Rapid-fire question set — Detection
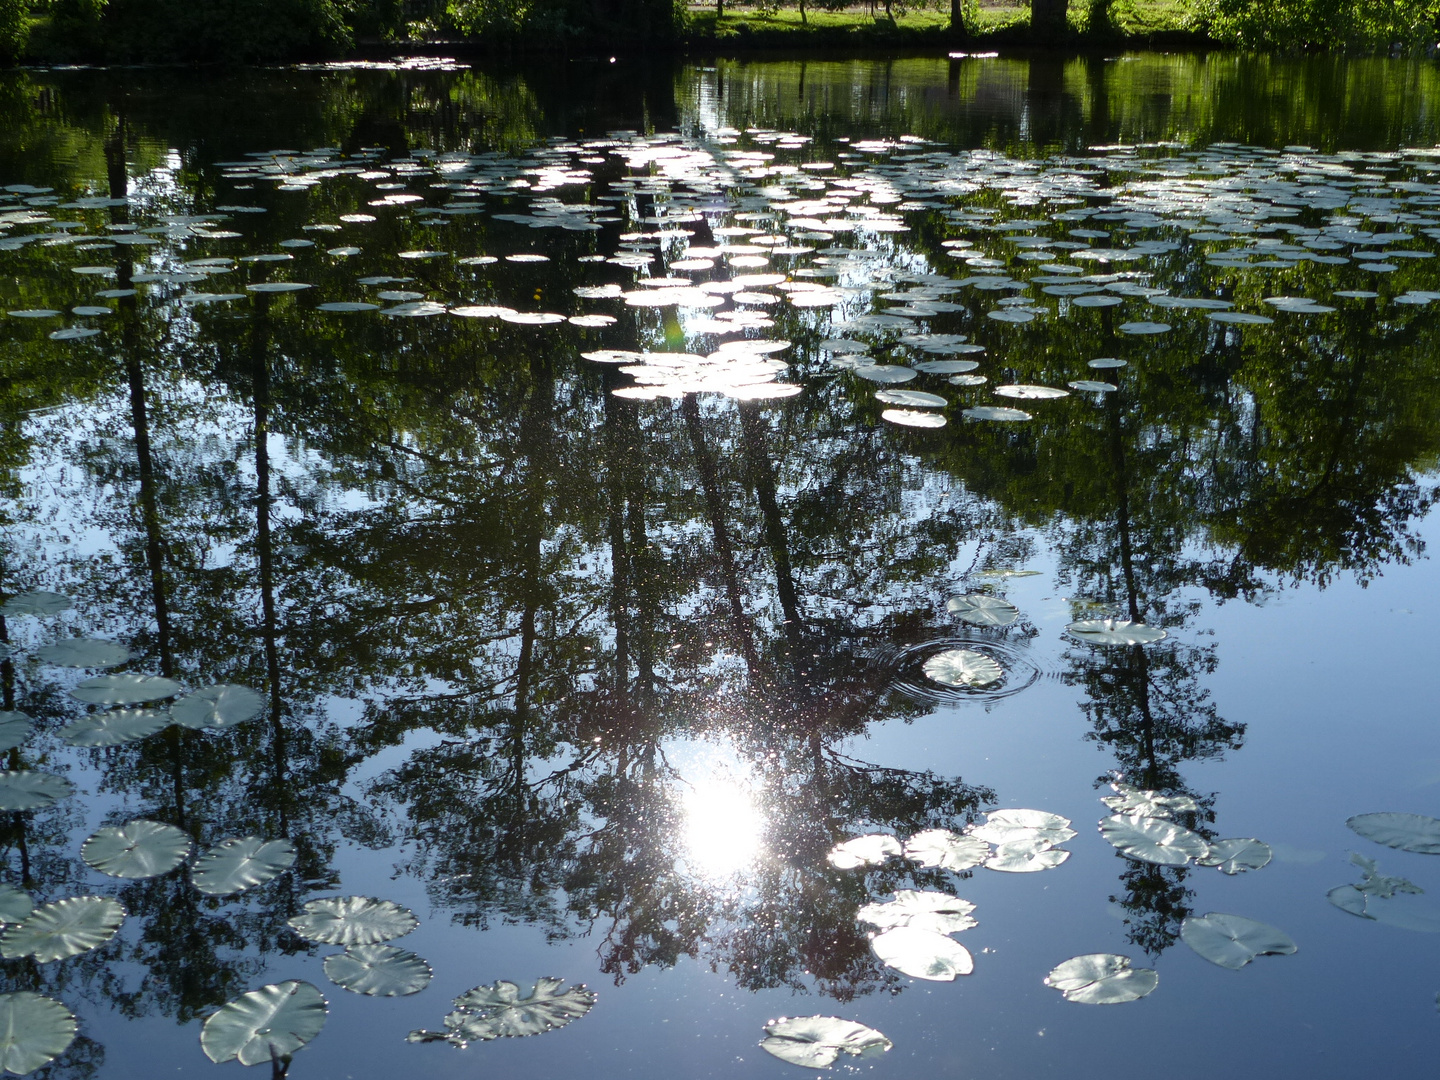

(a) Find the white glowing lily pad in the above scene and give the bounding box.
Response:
[874,390,946,408]
[34,638,130,668]
[60,709,169,747]
[1099,813,1208,866]
[408,978,595,1046]
[826,834,901,869]
[922,648,1003,688]
[81,819,192,879]
[1197,838,1273,874]
[994,384,1068,400]
[758,1016,891,1069]
[69,674,182,706]
[0,897,125,962]
[856,890,976,935]
[201,981,328,1066]
[0,992,76,1075]
[0,772,72,812]
[0,713,31,753]
[1347,813,1440,854]
[870,926,973,981]
[1045,953,1157,1004]
[967,809,1076,848]
[288,896,417,946]
[903,829,989,871]
[1067,619,1167,646]
[946,594,1019,627]
[1180,913,1296,970]
[963,406,1030,422]
[323,944,432,997]
[191,836,296,895]
[881,409,946,429]
[169,685,266,730]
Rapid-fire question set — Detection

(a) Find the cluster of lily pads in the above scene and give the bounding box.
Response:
[1327,813,1440,932]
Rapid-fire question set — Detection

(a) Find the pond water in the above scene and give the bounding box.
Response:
[1,50,1440,1079]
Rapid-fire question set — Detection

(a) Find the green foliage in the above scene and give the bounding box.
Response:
[0,0,27,63]
[445,0,679,42]
[1193,0,1440,51]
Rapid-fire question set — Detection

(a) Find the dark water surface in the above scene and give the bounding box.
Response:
[1,51,1440,1079]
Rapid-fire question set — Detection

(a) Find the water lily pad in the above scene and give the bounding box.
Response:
[827,834,902,869]
[0,713,32,753]
[0,887,32,925]
[984,843,1070,872]
[191,836,296,895]
[1067,619,1167,646]
[0,772,72,812]
[34,638,130,668]
[853,365,917,384]
[1099,813,1208,866]
[0,897,125,962]
[1208,311,1273,325]
[0,992,76,1075]
[1088,357,1126,369]
[903,829,989,871]
[922,648,1003,688]
[870,926,973,980]
[323,944,432,997]
[81,819,191,879]
[59,709,169,747]
[913,360,979,374]
[1118,321,1171,335]
[1180,913,1296,970]
[963,406,1030,422]
[316,301,381,312]
[1068,379,1116,392]
[246,282,312,293]
[201,981,328,1066]
[946,594,1020,627]
[967,809,1076,848]
[1347,813,1440,854]
[758,1016,891,1069]
[881,409,946,429]
[1197,838,1273,874]
[994,384,1068,400]
[1,592,71,617]
[69,674,181,706]
[169,685,266,730]
[856,890,976,935]
[408,978,595,1046]
[1045,953,1157,1004]
[874,390,946,408]
[287,896,417,945]
[1100,782,1199,818]
[1072,294,1124,307]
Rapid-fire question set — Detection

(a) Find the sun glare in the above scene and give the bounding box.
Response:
[681,773,764,880]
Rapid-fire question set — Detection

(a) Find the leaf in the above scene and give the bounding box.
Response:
[967,809,1076,848]
[191,836,296,896]
[875,390,947,408]
[1045,954,1158,1004]
[903,829,989,871]
[0,992,77,1075]
[985,843,1070,873]
[81,820,192,879]
[169,685,266,730]
[0,887,32,926]
[323,945,432,997]
[826,834,901,869]
[1180,913,1297,969]
[1197,838,1273,874]
[69,674,181,706]
[1347,813,1440,855]
[0,772,73,812]
[1100,781,1199,818]
[881,409,946,428]
[1099,813,1208,865]
[0,592,71,617]
[287,896,417,946]
[946,594,1020,628]
[922,648,1003,688]
[201,981,328,1066]
[408,978,596,1047]
[1118,320,1171,334]
[1068,619,1167,645]
[856,891,976,935]
[0,897,125,962]
[994,384,1069,399]
[871,927,973,980]
[0,713,32,754]
[34,638,130,668]
[758,1016,892,1069]
[1329,856,1440,930]
[962,406,1031,421]
[60,709,169,747]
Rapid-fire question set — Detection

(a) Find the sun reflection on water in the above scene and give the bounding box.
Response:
[679,760,765,880]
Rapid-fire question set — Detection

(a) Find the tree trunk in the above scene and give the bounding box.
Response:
[1030,0,1067,37]
[950,0,964,33]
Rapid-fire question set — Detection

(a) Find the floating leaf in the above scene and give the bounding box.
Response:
[59,709,168,747]
[169,685,266,730]
[201,981,328,1066]
[985,843,1070,873]
[1118,320,1171,334]
[1180,913,1297,970]
[870,926,973,980]
[0,887,32,926]
[963,406,1030,422]
[946,594,1020,628]
[1068,379,1116,392]
[408,978,596,1047]
[1067,619,1167,646]
[826,834,901,869]
[853,365,917,384]
[922,648,1003,688]
[191,836,296,896]
[1100,781,1199,818]
[34,638,130,668]
[0,713,32,753]
[758,1016,891,1070]
[0,897,125,962]
[0,772,73,812]
[246,282,312,293]
[1099,813,1208,865]
[81,820,192,879]
[903,829,989,871]
[1347,813,1440,855]
[323,945,432,997]
[994,384,1068,400]
[0,592,71,617]
[316,301,380,312]
[287,896,417,946]
[881,408,946,429]
[1045,954,1158,1004]
[874,390,946,408]
[1197,838,1273,874]
[69,674,181,706]
[968,809,1077,849]
[856,890,976,935]
[0,992,76,1075]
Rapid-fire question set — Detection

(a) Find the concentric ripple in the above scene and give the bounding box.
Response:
[884,637,1044,704]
